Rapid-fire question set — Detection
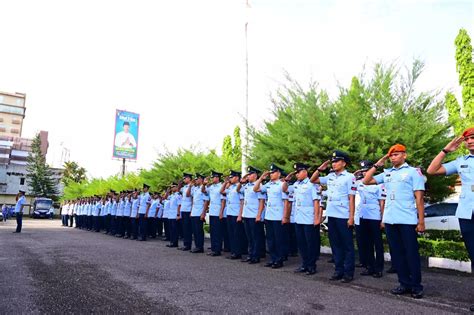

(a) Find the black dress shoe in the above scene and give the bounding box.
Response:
[264,262,274,267]
[228,254,242,260]
[223,248,231,252]
[210,252,221,257]
[386,266,397,274]
[248,259,260,264]
[191,248,204,253]
[355,263,366,268]
[294,267,307,273]
[241,257,252,263]
[330,273,343,281]
[282,256,288,262]
[306,268,317,275]
[166,244,178,248]
[411,290,424,299]
[390,286,411,295]
[360,269,374,276]
[341,276,353,283]
[272,262,284,269]
[327,258,335,263]
[469,304,474,312]
[178,247,191,251]
[372,272,383,278]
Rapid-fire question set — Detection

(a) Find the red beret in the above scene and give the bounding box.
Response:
[462,127,474,138]
[388,144,406,155]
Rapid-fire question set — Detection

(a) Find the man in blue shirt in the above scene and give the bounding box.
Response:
[240,166,265,264]
[223,170,246,260]
[354,160,386,278]
[291,163,321,275]
[177,173,194,251]
[204,171,226,256]
[167,183,182,248]
[427,127,474,311]
[311,151,356,283]
[190,174,209,253]
[254,164,289,269]
[13,190,26,233]
[363,144,425,299]
[138,184,152,241]
[130,190,140,240]
[147,192,160,239]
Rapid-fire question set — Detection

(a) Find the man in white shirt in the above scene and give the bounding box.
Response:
[14,190,26,233]
[114,122,137,149]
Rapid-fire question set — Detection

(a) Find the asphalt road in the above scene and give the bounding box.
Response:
[1,219,473,314]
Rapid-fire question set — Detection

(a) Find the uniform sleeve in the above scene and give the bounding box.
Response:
[319,175,328,185]
[412,168,426,191]
[374,172,385,184]
[258,192,267,200]
[259,183,268,194]
[377,185,387,200]
[442,159,458,176]
[202,193,210,201]
[311,184,321,200]
[348,175,357,195]
[239,191,244,200]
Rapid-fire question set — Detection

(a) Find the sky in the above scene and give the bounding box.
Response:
[0,0,473,178]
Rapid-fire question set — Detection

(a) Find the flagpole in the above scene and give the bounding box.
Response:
[242,0,250,174]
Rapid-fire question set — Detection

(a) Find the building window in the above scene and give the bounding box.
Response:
[20,178,25,185]
[12,119,21,125]
[10,128,19,134]
[16,99,24,106]
[0,127,6,132]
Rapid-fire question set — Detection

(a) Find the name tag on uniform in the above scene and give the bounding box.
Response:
[390,192,395,200]
[472,185,474,192]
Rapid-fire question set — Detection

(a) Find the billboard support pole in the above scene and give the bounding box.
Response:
[122,158,126,177]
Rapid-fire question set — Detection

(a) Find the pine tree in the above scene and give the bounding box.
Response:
[26,133,58,198]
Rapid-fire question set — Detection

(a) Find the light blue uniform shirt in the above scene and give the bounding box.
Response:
[191,186,209,217]
[206,183,225,217]
[163,198,170,219]
[356,181,386,221]
[99,202,106,216]
[180,185,193,212]
[225,184,243,216]
[242,182,265,219]
[116,199,125,217]
[138,192,151,215]
[319,170,356,219]
[92,202,101,216]
[157,201,164,218]
[168,192,182,219]
[260,180,287,221]
[87,203,92,216]
[443,155,474,219]
[293,178,320,224]
[123,198,132,217]
[102,201,110,216]
[287,184,296,223]
[131,198,139,217]
[14,195,26,213]
[374,163,425,225]
[110,201,118,216]
[148,199,159,217]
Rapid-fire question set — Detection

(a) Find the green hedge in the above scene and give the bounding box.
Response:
[320,230,470,262]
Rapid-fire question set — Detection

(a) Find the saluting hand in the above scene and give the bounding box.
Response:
[444,136,464,153]
[260,171,270,180]
[318,160,331,171]
[376,154,389,166]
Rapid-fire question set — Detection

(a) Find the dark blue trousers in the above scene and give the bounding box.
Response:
[295,223,320,269]
[360,218,384,273]
[210,216,222,253]
[123,217,131,237]
[328,217,355,277]
[265,220,286,264]
[243,218,263,260]
[221,217,230,250]
[163,218,170,240]
[191,216,204,250]
[138,214,147,241]
[288,223,298,256]
[105,215,111,233]
[169,219,178,246]
[227,215,247,256]
[181,212,192,248]
[459,214,474,270]
[385,224,422,291]
[147,217,156,238]
[15,212,23,232]
[156,218,163,236]
[110,216,116,234]
[69,215,74,227]
[94,216,100,232]
[131,218,138,239]
[355,224,367,267]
